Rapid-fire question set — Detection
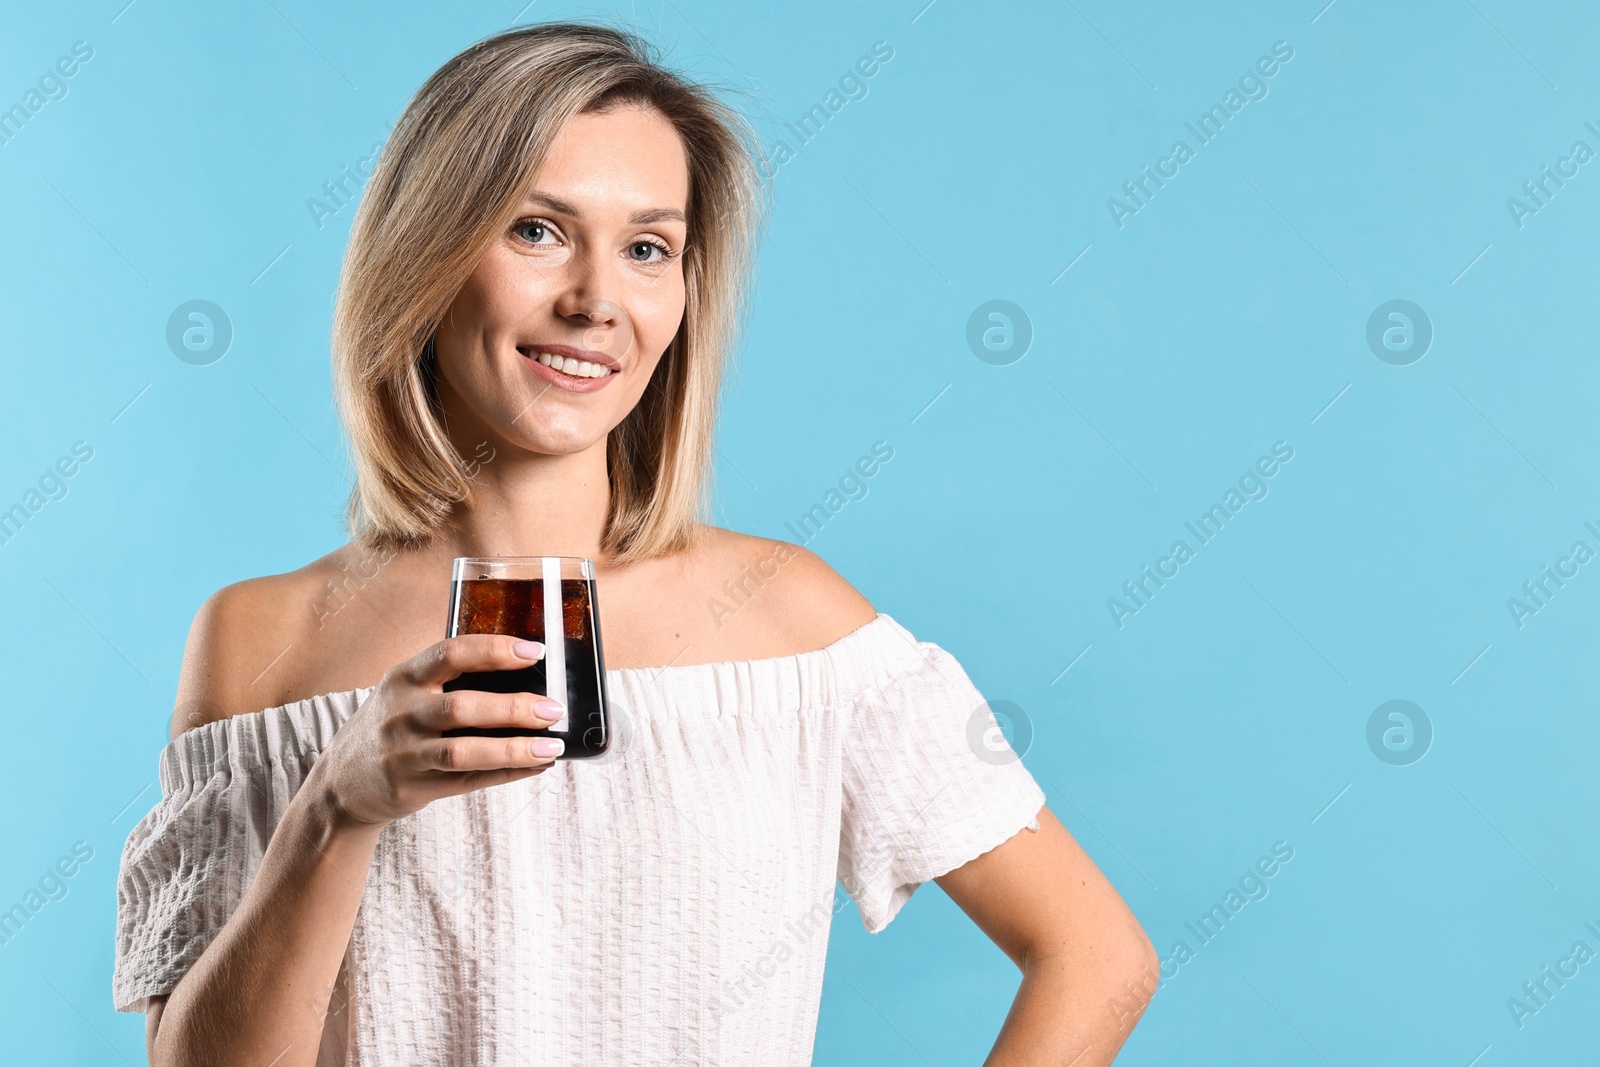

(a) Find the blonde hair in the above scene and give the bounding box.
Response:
[332,19,768,563]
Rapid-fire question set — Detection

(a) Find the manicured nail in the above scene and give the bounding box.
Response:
[512,639,545,660]
[531,737,564,759]
[534,698,565,722]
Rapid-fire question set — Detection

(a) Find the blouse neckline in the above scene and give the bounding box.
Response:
[223,611,908,724]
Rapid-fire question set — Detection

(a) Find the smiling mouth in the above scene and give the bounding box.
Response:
[517,346,617,379]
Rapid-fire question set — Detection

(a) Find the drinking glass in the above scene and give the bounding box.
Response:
[440,556,611,759]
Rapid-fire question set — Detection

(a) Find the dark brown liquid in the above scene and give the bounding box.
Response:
[440,577,610,759]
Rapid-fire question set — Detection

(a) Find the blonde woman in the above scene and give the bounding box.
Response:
[113,20,1156,1066]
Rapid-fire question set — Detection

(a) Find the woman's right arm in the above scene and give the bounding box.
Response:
[147,757,383,1066]
[145,592,567,1067]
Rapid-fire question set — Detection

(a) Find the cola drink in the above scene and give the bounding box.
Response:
[440,557,611,759]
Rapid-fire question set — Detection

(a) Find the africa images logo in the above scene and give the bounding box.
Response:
[1105,41,1295,229]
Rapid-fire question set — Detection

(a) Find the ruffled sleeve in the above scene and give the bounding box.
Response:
[111,690,364,1014]
[834,618,1047,934]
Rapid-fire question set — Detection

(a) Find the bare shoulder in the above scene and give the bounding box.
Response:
[170,547,353,739]
[691,526,878,654]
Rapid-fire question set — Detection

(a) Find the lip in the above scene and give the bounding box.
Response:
[516,344,620,394]
[520,343,622,371]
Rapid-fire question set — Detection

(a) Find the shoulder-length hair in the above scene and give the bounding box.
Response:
[332,20,768,563]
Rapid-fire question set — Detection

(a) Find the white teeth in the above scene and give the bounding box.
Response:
[535,351,613,379]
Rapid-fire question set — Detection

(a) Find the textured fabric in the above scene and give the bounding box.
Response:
[112,612,1046,1065]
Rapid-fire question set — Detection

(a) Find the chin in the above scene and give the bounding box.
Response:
[498,423,609,457]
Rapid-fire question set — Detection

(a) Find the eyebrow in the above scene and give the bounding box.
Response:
[523,191,686,226]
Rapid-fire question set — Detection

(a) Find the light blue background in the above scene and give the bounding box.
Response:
[2,1,1596,1063]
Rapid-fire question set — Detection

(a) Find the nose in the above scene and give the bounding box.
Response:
[552,246,621,329]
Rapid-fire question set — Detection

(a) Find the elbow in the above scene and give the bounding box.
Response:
[1029,919,1159,1021]
[1129,925,1160,995]
[1125,914,1158,973]
[1106,921,1160,1030]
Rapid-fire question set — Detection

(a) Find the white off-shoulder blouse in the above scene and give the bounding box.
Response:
[113,612,1046,1065]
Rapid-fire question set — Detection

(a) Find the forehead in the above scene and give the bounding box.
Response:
[528,104,690,219]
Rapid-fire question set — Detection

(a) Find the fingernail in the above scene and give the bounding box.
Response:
[535,698,565,722]
[531,737,564,759]
[512,639,544,660]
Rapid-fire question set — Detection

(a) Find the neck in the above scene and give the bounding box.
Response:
[435,436,613,562]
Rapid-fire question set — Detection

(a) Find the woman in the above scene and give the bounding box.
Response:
[113,20,1156,1066]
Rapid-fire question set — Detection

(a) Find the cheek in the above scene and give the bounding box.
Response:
[635,280,687,353]
[435,288,489,360]
[435,269,526,378]
[452,247,549,336]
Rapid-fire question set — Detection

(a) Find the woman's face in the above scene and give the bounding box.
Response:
[433,103,690,456]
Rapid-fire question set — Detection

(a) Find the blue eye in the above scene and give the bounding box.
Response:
[510,216,680,265]
[515,219,558,245]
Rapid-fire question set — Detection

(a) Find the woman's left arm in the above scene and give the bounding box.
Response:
[935,804,1159,1066]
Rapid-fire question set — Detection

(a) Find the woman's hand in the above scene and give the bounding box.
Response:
[311,633,565,829]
